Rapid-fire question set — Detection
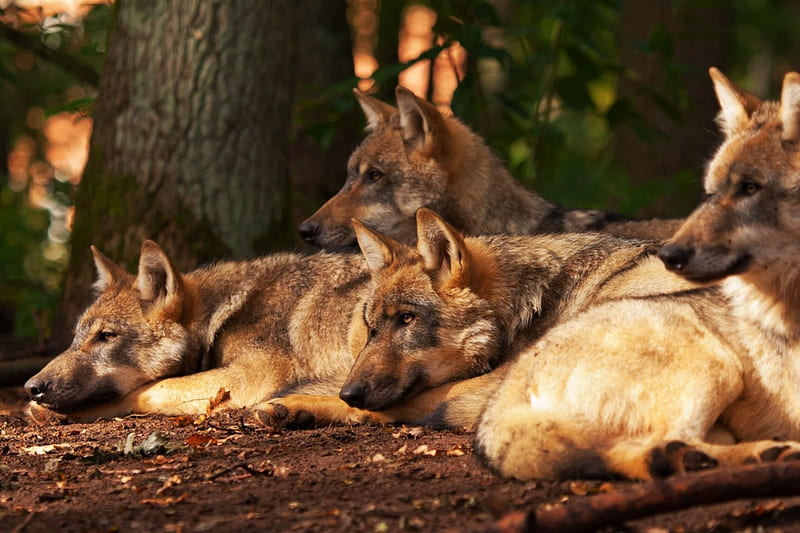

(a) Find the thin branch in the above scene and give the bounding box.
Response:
[0,22,99,86]
[473,462,800,533]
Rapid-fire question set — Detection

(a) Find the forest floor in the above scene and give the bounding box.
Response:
[2,386,800,533]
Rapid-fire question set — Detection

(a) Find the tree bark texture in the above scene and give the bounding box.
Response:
[61,0,295,331]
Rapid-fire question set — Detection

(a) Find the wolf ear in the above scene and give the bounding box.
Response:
[354,88,396,131]
[91,246,130,293]
[135,240,184,319]
[780,72,800,144]
[395,86,449,157]
[709,67,762,137]
[354,220,396,273]
[415,208,471,290]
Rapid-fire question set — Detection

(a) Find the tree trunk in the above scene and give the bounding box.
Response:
[60,0,295,331]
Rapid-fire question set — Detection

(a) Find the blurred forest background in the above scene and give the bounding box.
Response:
[1,0,799,354]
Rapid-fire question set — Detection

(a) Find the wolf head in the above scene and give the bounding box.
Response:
[660,68,800,287]
[338,208,502,411]
[25,241,192,413]
[298,87,463,251]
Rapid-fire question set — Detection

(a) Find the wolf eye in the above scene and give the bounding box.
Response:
[96,330,117,342]
[740,181,760,196]
[366,168,383,182]
[397,312,415,325]
[369,328,378,339]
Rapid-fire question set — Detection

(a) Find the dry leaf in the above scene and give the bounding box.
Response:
[185,434,218,449]
[392,426,424,439]
[446,445,465,457]
[412,445,437,456]
[172,416,196,427]
[206,388,231,415]
[20,443,72,455]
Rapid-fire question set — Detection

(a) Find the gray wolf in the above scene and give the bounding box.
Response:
[297,87,682,251]
[260,208,695,429]
[474,68,800,481]
[25,240,371,422]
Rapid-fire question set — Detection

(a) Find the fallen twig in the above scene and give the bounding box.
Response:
[203,461,274,481]
[473,462,800,533]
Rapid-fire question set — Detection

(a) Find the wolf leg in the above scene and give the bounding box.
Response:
[254,395,394,428]
[64,365,274,422]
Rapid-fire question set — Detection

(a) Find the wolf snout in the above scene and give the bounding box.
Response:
[658,243,694,272]
[339,382,368,408]
[298,220,320,244]
[24,376,51,404]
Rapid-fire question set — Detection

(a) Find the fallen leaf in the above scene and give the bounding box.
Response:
[392,426,424,439]
[185,434,218,449]
[20,443,71,456]
[446,445,465,457]
[412,445,437,456]
[207,388,231,415]
[172,416,196,427]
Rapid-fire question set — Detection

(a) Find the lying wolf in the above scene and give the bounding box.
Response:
[298,86,683,251]
[260,208,697,429]
[25,241,370,422]
[475,68,800,480]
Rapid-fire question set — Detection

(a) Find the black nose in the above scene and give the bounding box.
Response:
[298,220,320,244]
[339,382,368,408]
[658,243,694,272]
[25,377,50,403]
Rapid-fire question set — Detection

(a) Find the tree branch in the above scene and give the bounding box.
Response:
[0,22,99,86]
[474,462,800,533]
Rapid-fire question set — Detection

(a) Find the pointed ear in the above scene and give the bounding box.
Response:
[354,88,396,131]
[91,245,130,293]
[709,67,762,137]
[135,240,183,319]
[415,208,471,289]
[395,86,449,156]
[353,220,396,273]
[780,72,800,143]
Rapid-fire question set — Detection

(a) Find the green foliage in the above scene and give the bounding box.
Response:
[424,0,686,214]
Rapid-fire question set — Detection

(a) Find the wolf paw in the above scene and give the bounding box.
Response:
[253,398,320,431]
[648,440,718,478]
[745,443,800,465]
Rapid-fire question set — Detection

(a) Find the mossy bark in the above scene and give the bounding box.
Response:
[60,0,295,330]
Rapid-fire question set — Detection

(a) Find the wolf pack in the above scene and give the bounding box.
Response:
[25,67,800,482]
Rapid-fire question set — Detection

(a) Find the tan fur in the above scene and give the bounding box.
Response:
[25,241,372,421]
[298,87,681,251]
[259,208,697,429]
[476,68,800,481]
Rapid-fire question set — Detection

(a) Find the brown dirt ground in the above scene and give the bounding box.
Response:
[2,387,800,533]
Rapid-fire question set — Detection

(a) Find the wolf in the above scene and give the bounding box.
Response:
[24,240,372,422]
[259,208,697,429]
[474,68,800,481]
[297,86,682,251]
